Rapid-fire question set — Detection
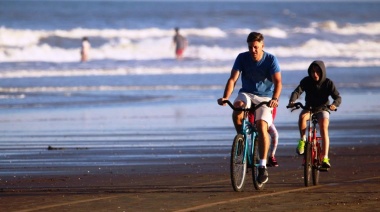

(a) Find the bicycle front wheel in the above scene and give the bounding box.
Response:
[312,165,320,185]
[312,143,322,185]
[304,142,312,187]
[230,134,247,192]
[252,135,265,190]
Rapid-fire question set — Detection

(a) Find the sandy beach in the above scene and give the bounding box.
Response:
[1,81,379,212]
[1,1,380,211]
[1,121,379,212]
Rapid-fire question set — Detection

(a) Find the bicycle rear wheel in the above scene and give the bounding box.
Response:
[230,134,247,192]
[252,135,265,190]
[304,142,312,187]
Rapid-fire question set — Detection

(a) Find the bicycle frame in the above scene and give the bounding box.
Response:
[240,111,257,167]
[304,111,324,186]
[307,111,322,169]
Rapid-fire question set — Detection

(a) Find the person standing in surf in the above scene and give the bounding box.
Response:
[80,37,91,62]
[173,27,187,60]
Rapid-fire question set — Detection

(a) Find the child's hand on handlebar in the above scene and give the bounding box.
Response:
[329,104,337,111]
[287,102,295,108]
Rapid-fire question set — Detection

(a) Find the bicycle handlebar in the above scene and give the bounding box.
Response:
[222,100,270,112]
[286,102,337,112]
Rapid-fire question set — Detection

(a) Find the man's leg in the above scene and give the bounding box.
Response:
[256,119,269,184]
[232,93,251,134]
[257,120,269,162]
[232,100,245,134]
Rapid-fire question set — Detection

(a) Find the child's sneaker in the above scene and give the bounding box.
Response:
[296,139,305,155]
[267,156,279,167]
[322,158,331,168]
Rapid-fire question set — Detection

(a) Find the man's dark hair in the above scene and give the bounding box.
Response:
[247,32,264,43]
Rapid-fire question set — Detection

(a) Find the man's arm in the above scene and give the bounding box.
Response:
[217,69,240,106]
[270,72,282,108]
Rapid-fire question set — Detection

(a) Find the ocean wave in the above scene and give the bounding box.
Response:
[2,21,380,46]
[0,82,379,95]
[1,57,380,80]
[1,38,380,62]
[1,22,380,69]
[232,27,288,38]
[311,21,380,35]
[0,84,224,93]
[268,39,380,59]
[0,27,226,47]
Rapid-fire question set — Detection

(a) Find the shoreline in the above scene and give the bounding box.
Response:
[1,116,379,178]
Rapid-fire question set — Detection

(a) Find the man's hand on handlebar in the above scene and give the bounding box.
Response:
[269,99,279,108]
[217,98,228,106]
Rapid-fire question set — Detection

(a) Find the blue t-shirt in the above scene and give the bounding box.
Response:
[232,51,280,97]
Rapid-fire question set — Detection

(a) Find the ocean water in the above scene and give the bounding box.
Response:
[1,1,380,176]
[1,1,380,72]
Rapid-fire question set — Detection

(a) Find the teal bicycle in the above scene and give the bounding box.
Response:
[223,100,269,192]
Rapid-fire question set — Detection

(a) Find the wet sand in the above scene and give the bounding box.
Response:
[1,141,379,211]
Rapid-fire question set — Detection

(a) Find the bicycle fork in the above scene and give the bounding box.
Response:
[241,119,253,167]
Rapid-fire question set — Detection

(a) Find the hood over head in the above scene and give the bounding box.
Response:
[308,60,326,85]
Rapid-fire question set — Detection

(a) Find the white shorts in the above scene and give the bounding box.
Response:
[234,92,273,127]
[300,109,330,120]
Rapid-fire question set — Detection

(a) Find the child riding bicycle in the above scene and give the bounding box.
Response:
[287,60,342,169]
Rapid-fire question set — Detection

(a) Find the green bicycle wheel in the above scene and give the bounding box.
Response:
[230,134,247,192]
[304,142,312,187]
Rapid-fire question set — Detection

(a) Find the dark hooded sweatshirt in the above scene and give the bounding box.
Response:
[289,60,342,112]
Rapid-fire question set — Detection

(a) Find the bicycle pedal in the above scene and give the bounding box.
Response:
[319,167,329,172]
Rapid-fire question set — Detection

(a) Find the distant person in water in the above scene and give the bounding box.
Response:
[173,27,187,60]
[80,37,91,62]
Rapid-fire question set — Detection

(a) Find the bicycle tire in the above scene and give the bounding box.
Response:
[312,143,321,185]
[230,134,247,192]
[312,165,320,185]
[304,142,312,187]
[252,135,265,190]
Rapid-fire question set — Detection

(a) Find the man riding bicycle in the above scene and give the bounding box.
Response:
[217,32,282,184]
[287,60,342,169]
